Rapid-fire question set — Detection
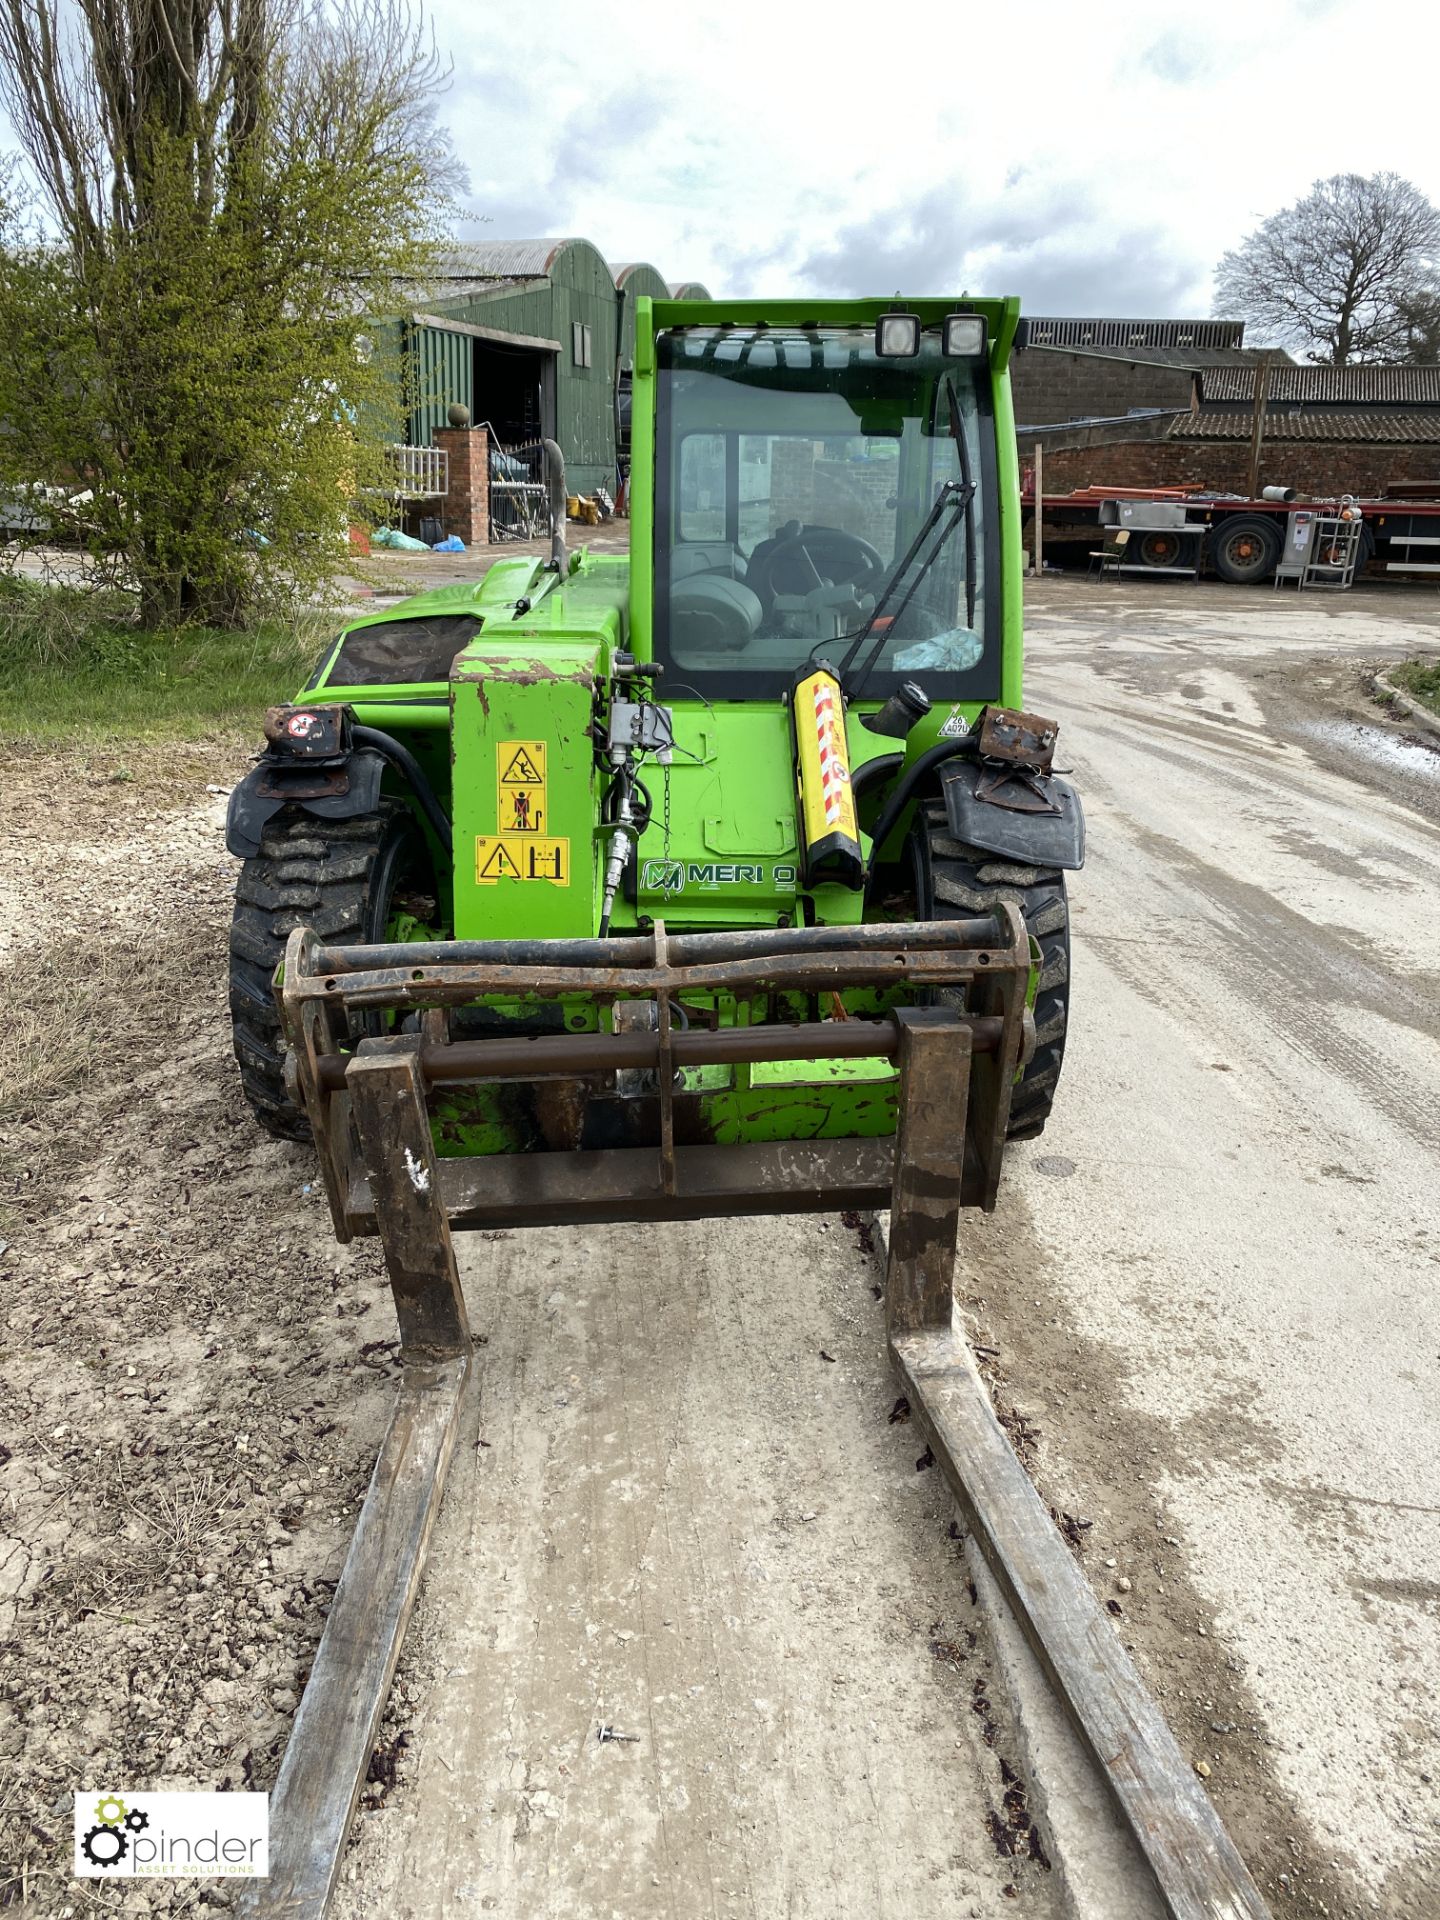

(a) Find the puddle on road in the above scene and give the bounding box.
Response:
[1300,717,1440,785]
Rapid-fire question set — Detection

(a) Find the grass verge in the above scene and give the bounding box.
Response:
[1387,657,1440,717]
[0,579,320,743]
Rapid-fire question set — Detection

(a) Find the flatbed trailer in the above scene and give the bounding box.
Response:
[1024,482,1440,584]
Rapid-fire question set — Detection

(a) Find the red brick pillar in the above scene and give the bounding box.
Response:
[433,428,490,548]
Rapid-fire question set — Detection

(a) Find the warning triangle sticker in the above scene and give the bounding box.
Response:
[500,746,544,784]
[477,840,523,881]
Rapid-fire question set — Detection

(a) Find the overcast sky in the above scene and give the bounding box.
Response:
[432,0,1440,320]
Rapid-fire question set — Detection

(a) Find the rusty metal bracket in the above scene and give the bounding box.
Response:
[277,912,1033,1241]
[653,919,677,1195]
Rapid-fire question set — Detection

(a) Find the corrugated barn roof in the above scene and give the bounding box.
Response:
[419,247,712,299]
[445,238,585,278]
[1173,410,1440,443]
[1200,364,1440,405]
[1022,341,1263,370]
[1020,317,1246,352]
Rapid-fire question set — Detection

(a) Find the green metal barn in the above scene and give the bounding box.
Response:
[610,262,674,470]
[400,240,711,498]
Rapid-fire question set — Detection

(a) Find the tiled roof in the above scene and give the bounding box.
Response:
[1172,410,1440,443]
[1199,364,1440,405]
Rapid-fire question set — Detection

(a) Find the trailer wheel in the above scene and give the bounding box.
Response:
[1210,515,1281,584]
[228,803,424,1139]
[912,801,1070,1140]
[1137,529,1183,568]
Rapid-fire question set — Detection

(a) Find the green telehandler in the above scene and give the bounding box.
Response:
[228,296,1082,1169]
[222,298,1128,1919]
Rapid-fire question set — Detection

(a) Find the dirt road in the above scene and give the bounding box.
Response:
[3,577,1438,1917]
[960,577,1440,1916]
[328,580,1440,1919]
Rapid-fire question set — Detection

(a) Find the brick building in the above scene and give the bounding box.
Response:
[1010,316,1264,431]
[1028,411,1440,498]
[1019,352,1440,499]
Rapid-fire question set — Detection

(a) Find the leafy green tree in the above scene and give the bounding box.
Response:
[0,0,456,625]
[1214,172,1440,366]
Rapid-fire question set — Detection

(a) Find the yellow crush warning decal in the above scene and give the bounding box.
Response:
[475,835,570,886]
[497,739,547,835]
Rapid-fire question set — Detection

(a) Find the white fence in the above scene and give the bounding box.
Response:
[386,444,449,500]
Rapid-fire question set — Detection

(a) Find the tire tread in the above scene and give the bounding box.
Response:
[228,804,410,1140]
[918,800,1071,1140]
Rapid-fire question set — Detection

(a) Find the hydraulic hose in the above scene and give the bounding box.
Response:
[352,724,453,855]
[864,739,975,864]
[851,752,903,805]
[597,760,637,937]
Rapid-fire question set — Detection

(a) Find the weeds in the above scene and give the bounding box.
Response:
[0,575,321,743]
[1388,656,1440,716]
[126,1467,245,1582]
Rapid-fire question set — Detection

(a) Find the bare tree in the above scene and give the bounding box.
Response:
[1214,172,1440,365]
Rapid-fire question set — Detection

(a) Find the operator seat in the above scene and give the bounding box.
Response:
[668,574,763,654]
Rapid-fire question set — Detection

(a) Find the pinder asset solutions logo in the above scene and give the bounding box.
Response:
[74,1791,268,1878]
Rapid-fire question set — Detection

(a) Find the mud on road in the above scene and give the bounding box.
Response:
[978,577,1440,1918]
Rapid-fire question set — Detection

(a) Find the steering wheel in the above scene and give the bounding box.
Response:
[749,526,887,602]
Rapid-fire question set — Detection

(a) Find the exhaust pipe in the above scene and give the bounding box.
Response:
[542,437,568,574]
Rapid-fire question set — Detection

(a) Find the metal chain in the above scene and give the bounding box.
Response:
[662,757,672,861]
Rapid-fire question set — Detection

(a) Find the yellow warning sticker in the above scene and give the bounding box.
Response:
[497,740,547,835]
[474,835,570,887]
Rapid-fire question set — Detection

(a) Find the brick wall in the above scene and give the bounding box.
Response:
[433,427,491,547]
[1011,349,1194,428]
[1031,436,1440,498]
[769,438,817,530]
[812,457,896,553]
[768,446,899,556]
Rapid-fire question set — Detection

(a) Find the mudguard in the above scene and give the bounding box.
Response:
[937,758,1085,870]
[225,748,385,860]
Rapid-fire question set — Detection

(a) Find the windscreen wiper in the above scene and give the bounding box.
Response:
[838,375,977,699]
[945,376,978,630]
[837,479,975,700]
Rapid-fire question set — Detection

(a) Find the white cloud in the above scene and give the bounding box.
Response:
[433,0,1440,315]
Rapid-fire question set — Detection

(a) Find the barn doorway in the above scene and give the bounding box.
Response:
[473,339,555,449]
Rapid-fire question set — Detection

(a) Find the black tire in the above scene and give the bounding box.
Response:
[1136,528,1183,568]
[912,800,1071,1141]
[1209,515,1280,585]
[228,804,423,1139]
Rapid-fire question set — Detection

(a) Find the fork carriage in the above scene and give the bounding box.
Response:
[280,911,1033,1254]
